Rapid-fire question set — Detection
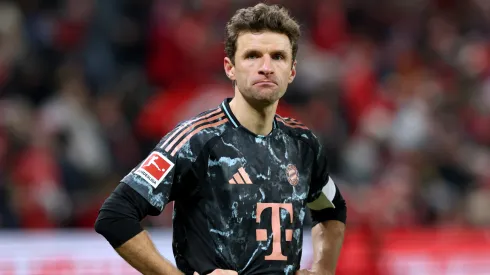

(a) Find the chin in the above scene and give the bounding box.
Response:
[237,85,285,106]
[250,92,282,105]
[253,87,285,101]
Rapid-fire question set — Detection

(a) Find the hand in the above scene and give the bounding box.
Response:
[194,269,238,275]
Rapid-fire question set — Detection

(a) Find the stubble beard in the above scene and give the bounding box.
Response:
[242,85,284,107]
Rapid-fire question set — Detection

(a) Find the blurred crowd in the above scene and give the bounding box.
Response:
[0,0,489,230]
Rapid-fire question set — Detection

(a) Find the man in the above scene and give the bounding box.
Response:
[95,3,346,275]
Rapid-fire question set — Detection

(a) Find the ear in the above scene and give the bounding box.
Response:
[288,60,297,83]
[224,57,236,81]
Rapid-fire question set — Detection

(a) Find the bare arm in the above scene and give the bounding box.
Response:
[94,183,184,275]
[302,136,347,275]
[115,231,183,275]
[310,220,345,275]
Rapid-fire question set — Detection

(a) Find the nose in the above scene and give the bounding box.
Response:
[258,55,274,76]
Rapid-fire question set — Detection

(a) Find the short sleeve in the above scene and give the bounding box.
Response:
[121,129,197,213]
[307,135,347,225]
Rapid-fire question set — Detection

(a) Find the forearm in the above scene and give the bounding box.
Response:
[310,220,345,274]
[116,230,183,275]
[95,183,181,274]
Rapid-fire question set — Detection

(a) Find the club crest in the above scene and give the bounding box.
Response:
[286,164,299,186]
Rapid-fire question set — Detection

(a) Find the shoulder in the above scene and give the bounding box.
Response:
[157,107,229,158]
[275,114,321,151]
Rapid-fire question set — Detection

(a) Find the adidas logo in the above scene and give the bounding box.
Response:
[229,167,252,184]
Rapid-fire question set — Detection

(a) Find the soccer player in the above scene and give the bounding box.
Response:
[95,3,347,275]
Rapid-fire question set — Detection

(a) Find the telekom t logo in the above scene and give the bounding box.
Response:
[255,203,294,261]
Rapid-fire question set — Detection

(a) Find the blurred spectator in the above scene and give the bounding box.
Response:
[39,61,111,178]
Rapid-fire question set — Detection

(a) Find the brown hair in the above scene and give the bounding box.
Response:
[225,3,301,65]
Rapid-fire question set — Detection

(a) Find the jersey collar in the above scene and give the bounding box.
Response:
[220,98,278,131]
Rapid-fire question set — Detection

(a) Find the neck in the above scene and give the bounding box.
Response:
[229,91,278,136]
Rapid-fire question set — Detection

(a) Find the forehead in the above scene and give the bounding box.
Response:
[236,31,292,54]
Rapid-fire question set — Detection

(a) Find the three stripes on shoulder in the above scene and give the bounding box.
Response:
[276,116,309,130]
[159,108,227,156]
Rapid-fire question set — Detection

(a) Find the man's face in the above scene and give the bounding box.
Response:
[224,31,296,105]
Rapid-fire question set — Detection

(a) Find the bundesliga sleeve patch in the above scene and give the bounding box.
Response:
[134,151,174,188]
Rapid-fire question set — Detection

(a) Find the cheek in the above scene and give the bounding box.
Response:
[236,72,248,84]
[281,69,293,83]
[238,69,253,82]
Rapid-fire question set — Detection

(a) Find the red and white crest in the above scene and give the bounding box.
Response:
[286,164,299,186]
[134,151,174,188]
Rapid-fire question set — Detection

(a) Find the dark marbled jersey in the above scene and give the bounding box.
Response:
[121,98,345,275]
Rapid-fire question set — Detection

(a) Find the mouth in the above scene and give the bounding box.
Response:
[254,80,277,85]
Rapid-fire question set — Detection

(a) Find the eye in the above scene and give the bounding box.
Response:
[246,53,258,59]
[272,53,285,60]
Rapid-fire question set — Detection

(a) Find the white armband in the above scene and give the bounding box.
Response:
[307,176,336,210]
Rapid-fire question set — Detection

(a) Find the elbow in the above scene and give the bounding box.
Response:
[94,211,111,237]
[94,209,120,245]
[94,214,102,234]
[94,183,152,248]
[94,209,144,249]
